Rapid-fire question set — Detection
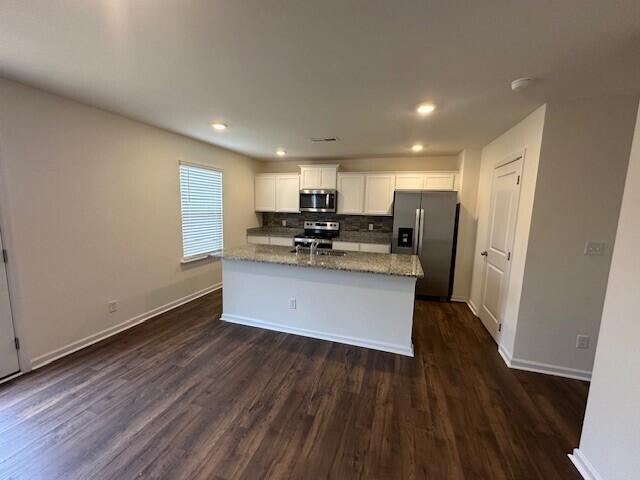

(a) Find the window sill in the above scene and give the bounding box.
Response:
[181,251,221,264]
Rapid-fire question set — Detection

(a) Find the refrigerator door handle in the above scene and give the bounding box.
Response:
[418,208,425,254]
[413,209,420,255]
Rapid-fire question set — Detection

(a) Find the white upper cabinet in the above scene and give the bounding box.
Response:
[395,172,457,190]
[255,174,277,211]
[395,173,426,190]
[276,174,300,212]
[424,173,456,190]
[299,165,338,190]
[337,173,365,214]
[255,174,299,212]
[364,174,396,215]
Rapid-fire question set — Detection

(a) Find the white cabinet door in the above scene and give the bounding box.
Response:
[255,175,276,211]
[276,174,300,212]
[319,167,337,189]
[364,174,396,215]
[300,168,320,190]
[337,174,365,214]
[333,241,360,252]
[247,235,270,245]
[269,236,294,247]
[424,173,455,190]
[300,166,337,189]
[359,243,391,254]
[395,173,425,190]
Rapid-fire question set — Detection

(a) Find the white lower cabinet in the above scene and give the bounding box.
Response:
[332,241,391,253]
[247,235,294,247]
[359,243,391,254]
[332,241,361,252]
[247,235,271,245]
[269,236,294,247]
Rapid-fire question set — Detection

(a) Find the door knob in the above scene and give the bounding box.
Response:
[480,250,488,257]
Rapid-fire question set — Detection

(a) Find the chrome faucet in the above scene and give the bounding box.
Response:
[310,239,321,259]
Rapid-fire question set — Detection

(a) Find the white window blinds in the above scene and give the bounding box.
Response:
[179,163,223,259]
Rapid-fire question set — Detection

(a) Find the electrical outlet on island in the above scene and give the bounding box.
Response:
[368,223,374,231]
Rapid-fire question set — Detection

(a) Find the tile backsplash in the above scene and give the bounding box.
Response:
[262,212,393,233]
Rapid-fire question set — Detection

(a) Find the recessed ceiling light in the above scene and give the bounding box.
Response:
[211,122,227,131]
[411,144,424,152]
[276,149,286,157]
[416,103,435,115]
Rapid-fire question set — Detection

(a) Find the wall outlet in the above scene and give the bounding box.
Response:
[584,241,605,256]
[289,298,296,309]
[282,220,287,227]
[108,301,118,313]
[368,223,374,231]
[576,335,590,349]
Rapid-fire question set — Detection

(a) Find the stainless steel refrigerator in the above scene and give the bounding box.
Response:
[392,191,459,300]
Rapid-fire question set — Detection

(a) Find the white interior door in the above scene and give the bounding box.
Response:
[479,157,523,341]
[0,229,19,379]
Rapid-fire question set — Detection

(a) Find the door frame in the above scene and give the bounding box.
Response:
[0,140,30,381]
[479,149,526,343]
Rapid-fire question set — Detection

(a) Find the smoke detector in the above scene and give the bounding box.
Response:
[511,77,535,91]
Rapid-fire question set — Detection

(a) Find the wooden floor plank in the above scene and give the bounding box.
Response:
[0,291,588,479]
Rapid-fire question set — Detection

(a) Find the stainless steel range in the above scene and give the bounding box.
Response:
[293,221,339,249]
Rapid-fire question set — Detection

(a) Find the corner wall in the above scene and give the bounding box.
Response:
[0,77,260,367]
[571,100,640,480]
[470,105,547,355]
[452,148,481,301]
[513,96,638,375]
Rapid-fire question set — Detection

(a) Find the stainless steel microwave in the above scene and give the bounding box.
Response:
[299,189,337,212]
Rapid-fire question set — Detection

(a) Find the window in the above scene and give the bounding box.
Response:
[179,162,223,260]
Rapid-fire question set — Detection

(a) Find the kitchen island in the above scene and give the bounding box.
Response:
[218,244,423,356]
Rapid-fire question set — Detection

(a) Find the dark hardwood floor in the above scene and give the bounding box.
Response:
[0,290,588,479]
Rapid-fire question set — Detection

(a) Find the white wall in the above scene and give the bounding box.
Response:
[514,96,638,374]
[572,101,640,480]
[0,77,260,367]
[470,105,546,355]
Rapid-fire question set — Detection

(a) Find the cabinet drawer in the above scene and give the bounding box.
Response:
[359,243,391,254]
[269,236,294,247]
[247,235,270,245]
[332,241,360,252]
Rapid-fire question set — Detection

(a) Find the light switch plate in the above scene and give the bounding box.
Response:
[584,241,605,256]
[576,335,590,349]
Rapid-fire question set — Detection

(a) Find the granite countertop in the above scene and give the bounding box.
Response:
[246,227,392,245]
[218,244,424,278]
[246,226,303,238]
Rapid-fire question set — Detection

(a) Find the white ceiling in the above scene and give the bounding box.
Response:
[1,1,639,160]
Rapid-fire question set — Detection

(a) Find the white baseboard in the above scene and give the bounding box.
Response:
[498,344,591,381]
[568,449,603,480]
[450,295,468,303]
[220,313,414,357]
[466,299,479,316]
[30,283,221,370]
